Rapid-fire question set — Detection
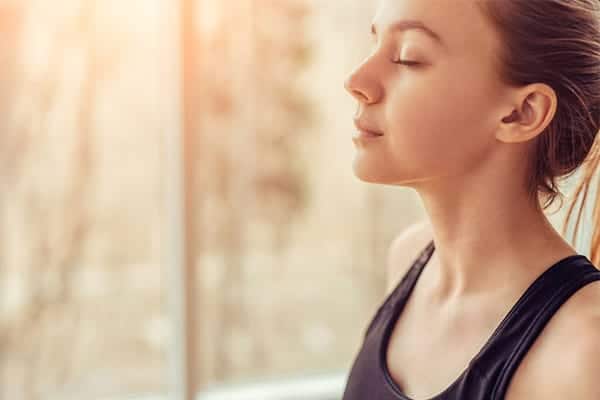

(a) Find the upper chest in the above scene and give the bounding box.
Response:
[385,279,600,400]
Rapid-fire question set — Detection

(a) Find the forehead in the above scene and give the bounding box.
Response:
[373,0,500,55]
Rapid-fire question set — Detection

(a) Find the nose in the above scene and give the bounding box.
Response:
[343,63,382,105]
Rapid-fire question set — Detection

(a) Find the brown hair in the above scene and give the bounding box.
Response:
[478,0,600,264]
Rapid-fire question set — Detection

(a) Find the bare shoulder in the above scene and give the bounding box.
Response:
[505,279,600,399]
[385,218,433,296]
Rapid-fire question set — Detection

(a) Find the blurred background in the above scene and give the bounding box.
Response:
[0,0,593,399]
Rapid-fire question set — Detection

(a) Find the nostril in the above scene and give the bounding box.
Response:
[353,89,369,103]
[344,73,378,104]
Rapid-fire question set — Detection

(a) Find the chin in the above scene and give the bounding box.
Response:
[351,159,419,188]
[352,161,398,185]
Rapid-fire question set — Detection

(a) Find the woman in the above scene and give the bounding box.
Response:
[342,0,600,399]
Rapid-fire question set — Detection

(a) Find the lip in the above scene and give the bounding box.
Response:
[353,118,384,137]
[352,118,384,144]
[352,130,385,144]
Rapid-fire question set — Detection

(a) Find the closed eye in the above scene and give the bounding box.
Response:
[392,59,420,66]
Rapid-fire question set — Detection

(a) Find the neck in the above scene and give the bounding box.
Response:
[415,177,576,303]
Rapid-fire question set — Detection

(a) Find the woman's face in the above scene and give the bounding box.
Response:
[344,0,509,187]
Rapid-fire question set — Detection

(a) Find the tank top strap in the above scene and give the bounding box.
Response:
[362,239,435,340]
[469,254,600,399]
[385,238,435,310]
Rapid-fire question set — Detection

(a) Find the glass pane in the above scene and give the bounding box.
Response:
[194,0,425,397]
[0,1,165,399]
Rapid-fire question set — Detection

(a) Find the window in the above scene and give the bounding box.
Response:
[0,1,426,399]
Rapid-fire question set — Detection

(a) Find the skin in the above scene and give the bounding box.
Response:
[343,0,600,398]
[344,0,575,301]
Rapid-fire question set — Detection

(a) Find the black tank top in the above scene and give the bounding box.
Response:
[341,239,600,400]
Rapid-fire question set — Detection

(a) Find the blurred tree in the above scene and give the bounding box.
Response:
[197,0,315,383]
[200,0,314,250]
[0,1,127,398]
[0,0,25,395]
[0,2,26,185]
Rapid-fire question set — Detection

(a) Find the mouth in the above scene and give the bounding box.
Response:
[354,119,383,136]
[353,118,384,137]
[356,128,384,137]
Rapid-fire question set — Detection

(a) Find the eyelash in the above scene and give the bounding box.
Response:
[392,59,420,66]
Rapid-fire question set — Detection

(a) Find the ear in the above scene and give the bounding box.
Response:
[496,83,557,144]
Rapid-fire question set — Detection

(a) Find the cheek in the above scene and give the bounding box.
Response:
[384,69,496,174]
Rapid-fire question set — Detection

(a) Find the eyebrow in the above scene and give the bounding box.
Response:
[371,19,445,47]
